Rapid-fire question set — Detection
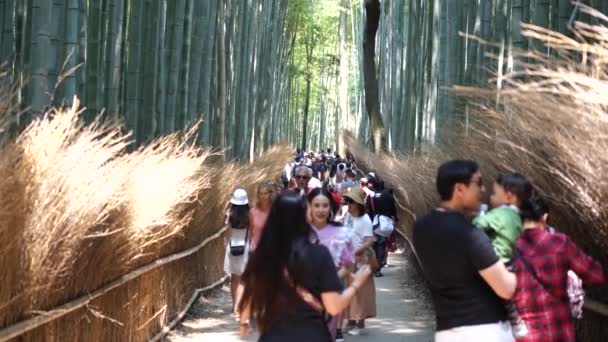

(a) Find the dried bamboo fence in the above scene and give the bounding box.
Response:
[0,99,292,341]
[347,9,608,339]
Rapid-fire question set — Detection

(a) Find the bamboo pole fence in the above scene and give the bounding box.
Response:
[0,226,229,342]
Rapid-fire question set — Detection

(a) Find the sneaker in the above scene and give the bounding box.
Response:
[374,271,384,277]
[344,320,356,333]
[335,330,345,341]
[347,327,361,336]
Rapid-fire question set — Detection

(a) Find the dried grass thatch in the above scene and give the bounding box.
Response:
[452,9,608,338]
[0,96,291,340]
[344,131,446,237]
[349,6,608,339]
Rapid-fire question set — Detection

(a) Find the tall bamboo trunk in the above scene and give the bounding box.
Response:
[362,0,385,153]
[214,0,226,157]
[28,0,53,120]
[337,0,349,155]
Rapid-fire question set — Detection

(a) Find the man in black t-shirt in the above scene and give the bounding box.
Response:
[413,160,516,341]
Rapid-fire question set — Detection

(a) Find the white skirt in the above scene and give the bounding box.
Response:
[223,242,249,276]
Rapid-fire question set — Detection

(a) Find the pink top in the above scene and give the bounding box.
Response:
[310,223,355,268]
[249,206,269,251]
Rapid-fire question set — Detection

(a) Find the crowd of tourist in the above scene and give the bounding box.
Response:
[221,149,398,341]
[222,151,605,342]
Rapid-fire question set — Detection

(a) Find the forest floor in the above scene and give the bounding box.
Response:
[166,245,435,342]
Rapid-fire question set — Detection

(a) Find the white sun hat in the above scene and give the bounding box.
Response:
[230,188,249,205]
[307,177,322,190]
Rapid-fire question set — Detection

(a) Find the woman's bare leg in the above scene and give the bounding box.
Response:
[230,274,240,312]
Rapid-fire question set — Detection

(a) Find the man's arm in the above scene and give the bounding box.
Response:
[478,260,517,299]
[469,227,517,299]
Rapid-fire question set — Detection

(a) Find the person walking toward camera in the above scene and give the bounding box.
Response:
[238,190,372,341]
[223,188,251,314]
[414,160,517,342]
[249,181,275,252]
[342,187,377,336]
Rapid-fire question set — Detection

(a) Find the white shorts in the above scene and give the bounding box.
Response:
[223,243,249,276]
[435,321,514,342]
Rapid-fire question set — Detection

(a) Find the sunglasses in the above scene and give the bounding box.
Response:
[345,198,354,204]
[295,175,310,180]
[469,177,483,187]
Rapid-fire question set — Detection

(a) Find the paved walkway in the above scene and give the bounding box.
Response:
[167,251,435,341]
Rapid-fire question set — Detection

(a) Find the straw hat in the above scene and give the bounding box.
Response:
[230,188,249,205]
[343,187,366,206]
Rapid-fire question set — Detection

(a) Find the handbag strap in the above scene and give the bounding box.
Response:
[514,249,558,302]
[229,227,248,248]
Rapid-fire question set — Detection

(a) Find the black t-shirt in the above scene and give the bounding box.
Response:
[260,243,343,342]
[366,189,397,218]
[413,210,507,331]
[312,162,326,174]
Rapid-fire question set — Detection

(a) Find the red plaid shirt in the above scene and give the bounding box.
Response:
[513,228,605,341]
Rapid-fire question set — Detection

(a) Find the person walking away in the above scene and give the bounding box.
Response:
[312,157,327,182]
[308,188,356,341]
[238,190,372,341]
[512,194,605,341]
[413,160,517,342]
[366,176,397,277]
[249,181,274,251]
[343,187,377,336]
[223,189,251,315]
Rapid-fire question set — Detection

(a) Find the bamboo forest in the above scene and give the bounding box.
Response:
[2,0,608,341]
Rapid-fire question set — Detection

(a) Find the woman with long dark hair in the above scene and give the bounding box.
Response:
[238,190,372,341]
[223,188,251,314]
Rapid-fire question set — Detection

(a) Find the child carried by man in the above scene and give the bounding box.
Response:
[473,172,533,338]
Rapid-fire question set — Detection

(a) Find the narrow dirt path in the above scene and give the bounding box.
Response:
[167,249,435,341]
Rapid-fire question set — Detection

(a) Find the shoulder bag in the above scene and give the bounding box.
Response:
[229,228,248,256]
[515,249,584,319]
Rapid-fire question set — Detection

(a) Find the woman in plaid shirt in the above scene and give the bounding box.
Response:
[513,195,605,341]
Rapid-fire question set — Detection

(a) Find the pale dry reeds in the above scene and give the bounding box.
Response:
[344,131,446,237]
[0,94,291,340]
[454,6,608,251]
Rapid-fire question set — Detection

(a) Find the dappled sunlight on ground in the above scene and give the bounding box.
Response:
[167,251,435,341]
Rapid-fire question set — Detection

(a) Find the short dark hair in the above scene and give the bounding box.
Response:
[495,173,532,203]
[436,160,479,201]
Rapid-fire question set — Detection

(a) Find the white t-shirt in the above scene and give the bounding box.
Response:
[345,213,374,249]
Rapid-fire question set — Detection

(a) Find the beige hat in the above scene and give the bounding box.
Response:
[343,187,366,206]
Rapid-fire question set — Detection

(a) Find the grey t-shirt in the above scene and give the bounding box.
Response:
[413,209,507,331]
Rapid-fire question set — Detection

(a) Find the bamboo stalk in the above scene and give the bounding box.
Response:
[164,0,186,133]
[63,0,79,103]
[28,0,53,118]
[126,0,143,138]
[105,0,123,119]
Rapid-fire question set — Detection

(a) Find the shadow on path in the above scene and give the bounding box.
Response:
[167,250,435,341]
